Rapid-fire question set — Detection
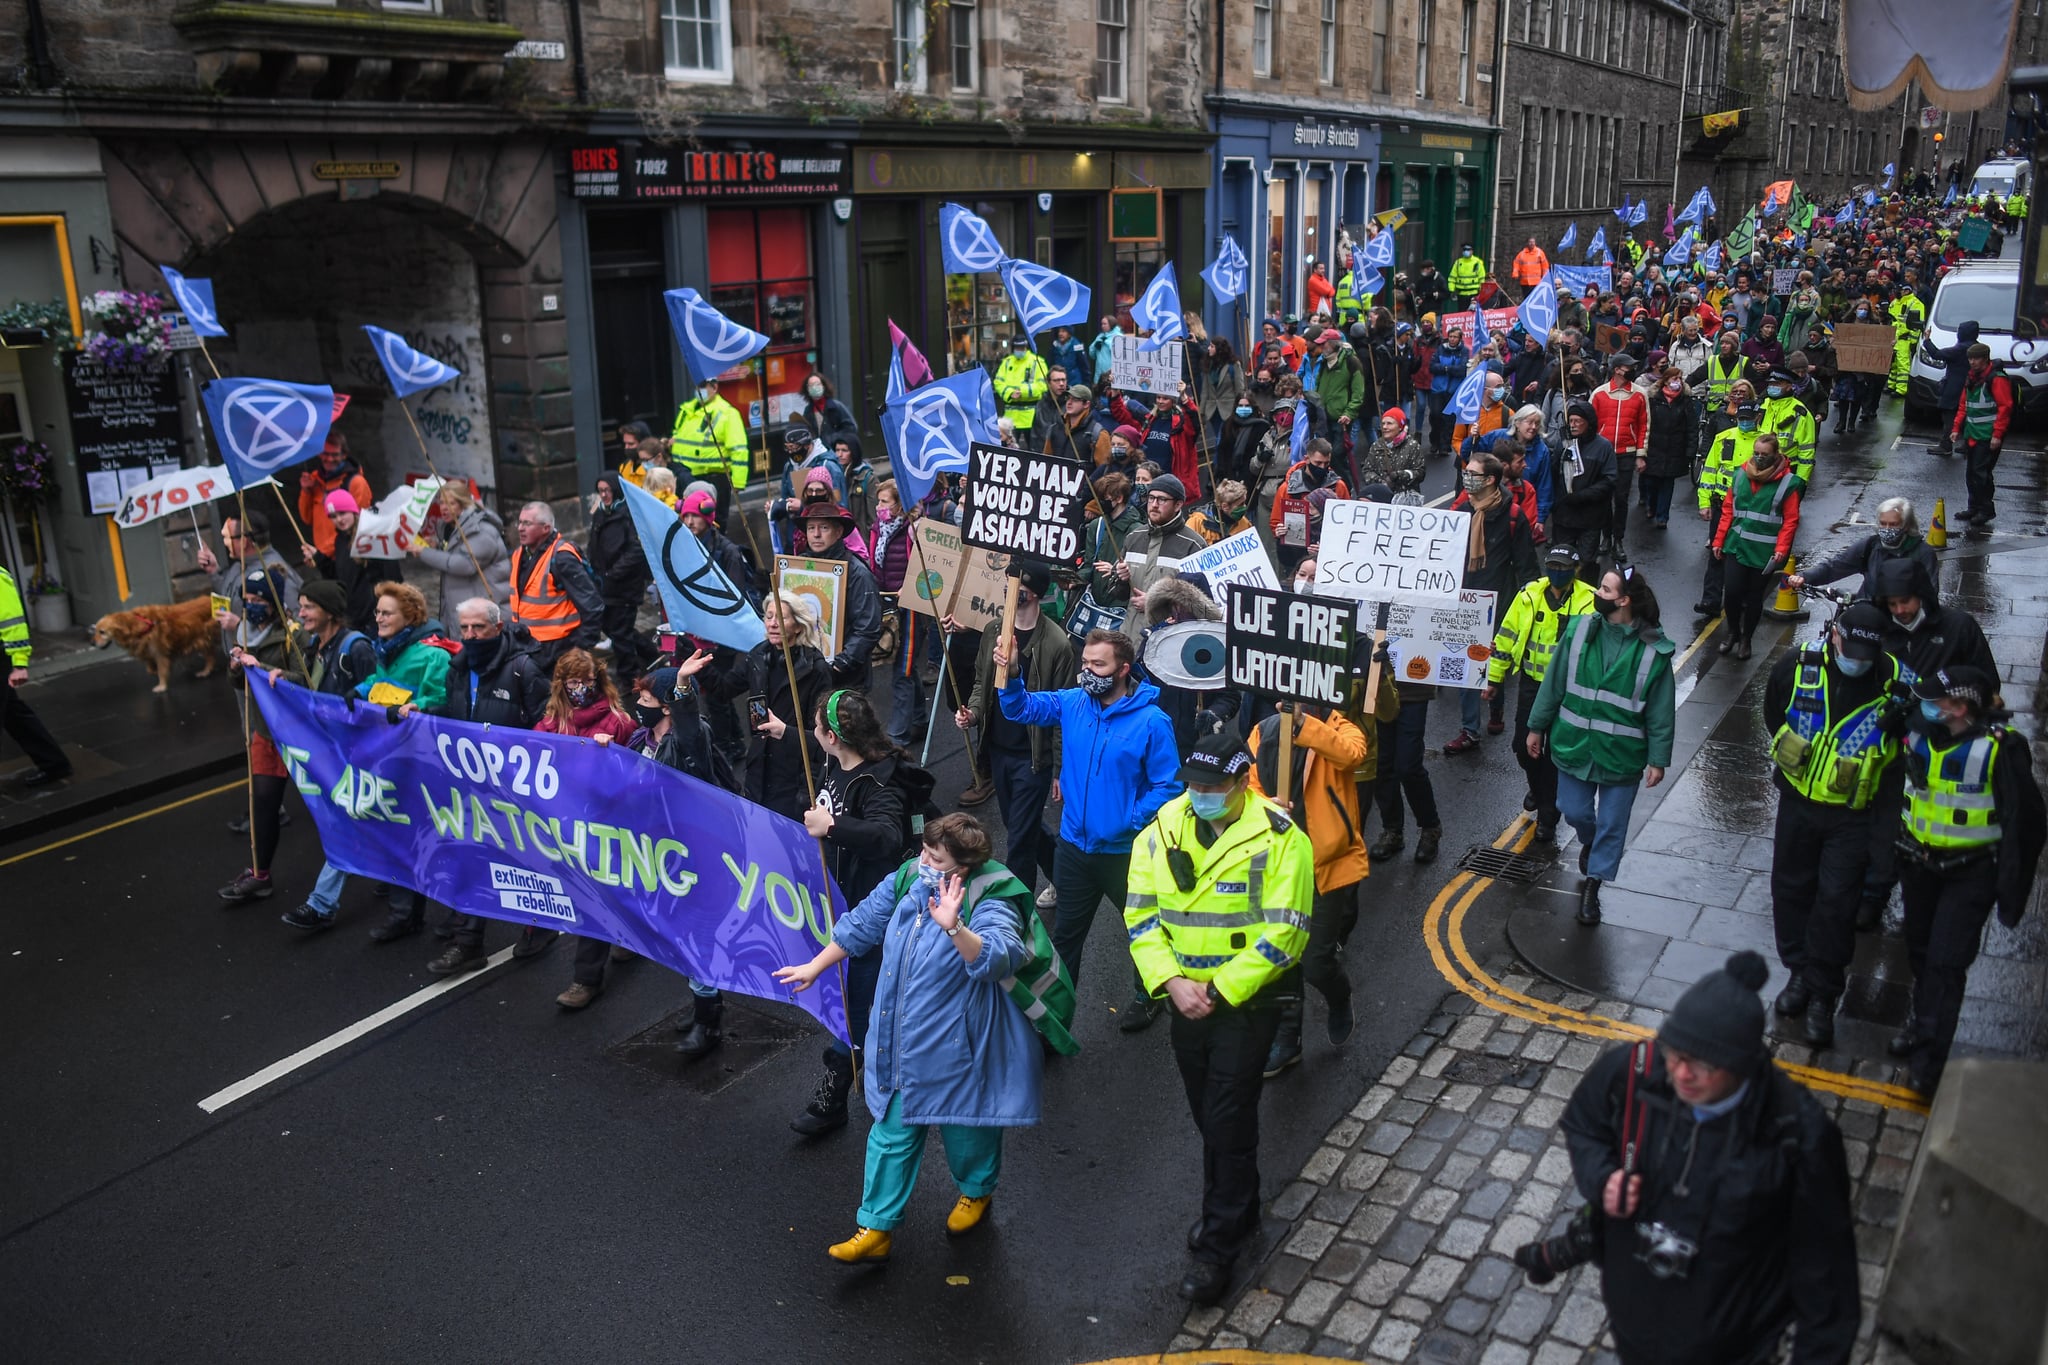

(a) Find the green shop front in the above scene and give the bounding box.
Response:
[1376,126,1498,278]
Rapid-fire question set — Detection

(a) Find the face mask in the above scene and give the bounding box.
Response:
[914,860,946,895]
[566,683,594,707]
[697,386,715,402]
[1592,595,1622,618]
[1293,578,1314,593]
[1487,388,1505,405]
[1299,463,1328,487]
[1836,655,1874,678]
[1894,606,1926,631]
[1737,418,1758,432]
[1919,700,1949,725]
[1235,405,1253,419]
[1078,668,1118,698]
[1189,790,1232,822]
[244,600,272,626]
[1877,525,1905,548]
[634,702,666,727]
[1547,570,1576,591]
[1766,385,1786,398]
[806,380,824,398]
[1461,472,1489,493]
[875,505,896,523]
[1664,381,1684,396]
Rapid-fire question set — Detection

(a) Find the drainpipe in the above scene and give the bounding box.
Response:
[1486,0,1508,268]
[1215,0,1226,103]
[24,0,59,88]
[565,0,590,105]
[1670,17,1695,211]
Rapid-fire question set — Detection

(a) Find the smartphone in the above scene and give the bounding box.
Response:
[748,694,770,727]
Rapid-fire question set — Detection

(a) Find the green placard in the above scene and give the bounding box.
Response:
[1110,187,1161,242]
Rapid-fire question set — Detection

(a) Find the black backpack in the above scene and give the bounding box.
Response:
[891,761,941,856]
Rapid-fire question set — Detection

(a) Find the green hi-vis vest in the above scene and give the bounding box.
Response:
[1725,469,1799,570]
[1961,380,2001,440]
[1551,617,1660,776]
[1487,577,1599,686]
[1770,643,1901,809]
[890,857,1079,1055]
[1448,254,1486,294]
[1903,730,2004,850]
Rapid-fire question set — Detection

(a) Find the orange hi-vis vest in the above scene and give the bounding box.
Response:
[510,535,586,641]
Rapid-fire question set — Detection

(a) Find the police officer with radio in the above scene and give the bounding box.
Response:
[1892,665,2046,1095]
[1764,603,1902,1048]
[1557,951,1861,1365]
[1125,732,1316,1306]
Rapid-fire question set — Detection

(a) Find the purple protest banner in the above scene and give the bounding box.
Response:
[250,681,849,1042]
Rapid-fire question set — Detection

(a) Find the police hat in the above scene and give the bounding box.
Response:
[1834,602,1887,661]
[1911,664,1991,710]
[1543,543,1582,571]
[1178,731,1252,786]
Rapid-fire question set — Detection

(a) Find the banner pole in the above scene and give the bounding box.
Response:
[1178,347,1222,499]
[1275,706,1296,816]
[993,573,1022,690]
[398,399,496,603]
[907,528,978,774]
[920,642,951,769]
[232,486,258,874]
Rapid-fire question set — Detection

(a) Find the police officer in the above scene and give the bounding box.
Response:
[1759,368,1816,487]
[1447,243,1486,308]
[1764,604,1902,1047]
[1893,665,2046,1094]
[1558,950,1861,1365]
[670,375,751,531]
[1,562,70,786]
[1126,732,1315,1305]
[994,336,1049,437]
[1485,544,1597,843]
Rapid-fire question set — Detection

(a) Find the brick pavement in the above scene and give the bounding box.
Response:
[1172,983,1925,1364]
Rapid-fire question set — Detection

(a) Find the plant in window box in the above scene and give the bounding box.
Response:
[79,290,171,373]
[0,299,72,351]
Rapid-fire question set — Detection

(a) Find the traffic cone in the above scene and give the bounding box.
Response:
[1929,498,1948,548]
[1764,554,1810,622]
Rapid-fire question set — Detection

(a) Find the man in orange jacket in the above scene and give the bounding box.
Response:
[1248,701,1369,1075]
[297,435,374,558]
[1511,237,1551,289]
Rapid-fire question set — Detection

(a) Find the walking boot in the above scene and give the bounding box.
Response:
[367,908,423,943]
[1803,995,1837,1048]
[827,1228,892,1264]
[1264,1003,1305,1078]
[1576,879,1602,926]
[1774,980,1811,1017]
[675,995,724,1060]
[1369,830,1405,861]
[1119,995,1164,1033]
[1414,827,1442,864]
[1180,1260,1232,1305]
[791,1047,854,1136]
[1888,1023,1927,1059]
[946,1196,992,1235]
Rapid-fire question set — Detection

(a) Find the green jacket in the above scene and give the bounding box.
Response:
[1315,345,1368,424]
[365,630,454,714]
[0,567,28,667]
[1072,502,1142,607]
[1528,615,1675,785]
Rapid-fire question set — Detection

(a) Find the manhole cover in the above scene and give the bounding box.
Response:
[1455,843,1553,882]
[609,997,811,1095]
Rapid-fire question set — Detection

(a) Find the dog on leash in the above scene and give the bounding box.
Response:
[90,596,222,693]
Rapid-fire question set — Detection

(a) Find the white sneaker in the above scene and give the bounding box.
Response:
[1036,885,1057,910]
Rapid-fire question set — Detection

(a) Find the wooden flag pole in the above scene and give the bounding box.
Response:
[992,572,1022,690]
[1275,706,1297,818]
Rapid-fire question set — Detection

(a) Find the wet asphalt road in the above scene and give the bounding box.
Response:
[2,394,2036,1364]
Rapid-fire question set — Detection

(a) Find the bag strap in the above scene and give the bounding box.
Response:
[1621,1039,1653,1176]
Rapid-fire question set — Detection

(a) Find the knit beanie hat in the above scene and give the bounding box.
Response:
[300,578,348,620]
[1658,950,1770,1074]
[323,489,360,516]
[1381,407,1408,434]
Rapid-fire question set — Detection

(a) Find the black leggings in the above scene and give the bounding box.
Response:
[1722,559,1774,646]
[251,772,288,873]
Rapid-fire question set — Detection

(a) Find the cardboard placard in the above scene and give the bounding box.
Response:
[774,555,848,657]
[896,517,1011,631]
[1348,590,1499,691]
[1594,324,1631,355]
[1831,322,1897,376]
[1109,333,1186,396]
[1770,268,1799,295]
[961,441,1091,569]
[1311,500,1473,600]
[1180,526,1285,605]
[352,478,442,559]
[1225,584,1356,706]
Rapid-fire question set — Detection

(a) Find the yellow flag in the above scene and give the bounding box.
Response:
[1702,109,1742,137]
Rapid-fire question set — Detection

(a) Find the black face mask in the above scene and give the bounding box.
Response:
[1592,595,1622,618]
[463,634,503,669]
[634,702,666,728]
[1299,463,1329,487]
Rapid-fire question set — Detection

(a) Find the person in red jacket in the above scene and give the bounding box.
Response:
[1711,435,1803,660]
[1590,355,1648,551]
[1305,260,1337,319]
[298,435,374,558]
[1950,343,2015,524]
[1111,385,1205,498]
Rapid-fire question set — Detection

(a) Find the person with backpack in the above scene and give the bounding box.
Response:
[276,579,381,934]
[790,688,937,1136]
[777,812,1049,1264]
[1442,451,1540,758]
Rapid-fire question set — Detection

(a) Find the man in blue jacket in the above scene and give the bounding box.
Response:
[998,626,1181,1032]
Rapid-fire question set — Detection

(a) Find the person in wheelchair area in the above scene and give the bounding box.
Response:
[1547,951,1861,1365]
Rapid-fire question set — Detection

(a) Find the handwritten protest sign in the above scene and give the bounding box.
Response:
[1109,333,1185,395]
[1313,500,1472,600]
[1226,584,1356,706]
[1347,590,1498,690]
[352,477,442,559]
[962,441,1090,570]
[114,465,271,530]
[1831,322,1895,376]
[897,517,1011,631]
[1770,268,1799,296]
[1181,527,1283,605]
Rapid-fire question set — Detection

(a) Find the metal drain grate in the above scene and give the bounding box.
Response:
[609,998,810,1096]
[1454,843,1553,882]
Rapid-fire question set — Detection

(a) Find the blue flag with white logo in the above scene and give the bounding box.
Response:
[663,288,769,385]
[1348,245,1383,301]
[1586,225,1608,263]
[1763,186,1780,217]
[1614,194,1631,222]
[1663,228,1695,267]
[1450,365,1488,425]
[1943,183,1958,207]
[201,377,337,490]
[619,478,764,652]
[1289,397,1310,463]
[1882,162,1896,189]
[159,266,229,339]
[1863,188,1878,207]
[882,368,1000,505]
[1699,240,1724,275]
[1628,199,1648,227]
[1000,257,1092,337]
[1673,188,1707,227]
[939,202,1010,275]
[1557,222,1578,252]
[1468,303,1489,351]
[1132,262,1186,352]
[362,324,461,398]
[1517,275,1558,345]
[1361,227,1397,274]
[1549,265,1612,295]
[1201,235,1250,303]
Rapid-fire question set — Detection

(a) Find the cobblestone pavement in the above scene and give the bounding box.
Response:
[1172,984,1926,1364]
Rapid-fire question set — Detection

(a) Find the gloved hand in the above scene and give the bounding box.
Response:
[1194,708,1222,736]
[1391,469,1417,490]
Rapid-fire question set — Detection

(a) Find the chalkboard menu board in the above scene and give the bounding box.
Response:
[62,352,184,515]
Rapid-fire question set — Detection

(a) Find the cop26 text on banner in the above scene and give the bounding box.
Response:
[961,442,1091,570]
[1313,500,1473,599]
[250,681,849,1042]
[1225,584,1356,706]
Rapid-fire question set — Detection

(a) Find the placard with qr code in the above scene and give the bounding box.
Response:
[1348,589,1498,691]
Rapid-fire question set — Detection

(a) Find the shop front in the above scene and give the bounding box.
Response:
[1374,127,1497,284]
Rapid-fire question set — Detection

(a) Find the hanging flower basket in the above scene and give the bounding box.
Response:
[80,290,171,373]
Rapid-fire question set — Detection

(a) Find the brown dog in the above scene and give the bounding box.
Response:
[91,596,223,693]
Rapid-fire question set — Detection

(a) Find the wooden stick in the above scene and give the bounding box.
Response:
[233,486,257,875]
[1275,707,1297,817]
[907,527,978,773]
[1360,601,1393,717]
[993,573,1021,690]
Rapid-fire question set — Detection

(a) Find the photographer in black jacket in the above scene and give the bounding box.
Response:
[1553,951,1859,1365]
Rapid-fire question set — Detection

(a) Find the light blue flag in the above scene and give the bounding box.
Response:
[663,288,769,384]
[1000,257,1091,336]
[1628,199,1648,227]
[1863,188,1878,207]
[1663,228,1695,267]
[1586,225,1608,263]
[362,324,460,398]
[1289,397,1309,463]
[1131,262,1186,352]
[200,377,336,490]
[159,266,228,338]
[1674,189,1706,227]
[881,368,1000,505]
[939,202,1009,274]
[1468,303,1489,351]
[1450,365,1488,425]
[1699,240,1724,275]
[1517,275,1558,345]
[1550,264,1612,295]
[1943,184,1958,207]
[619,478,764,652]
[1361,226,1397,273]
[1201,235,1250,302]
[1349,245,1384,299]
[1882,162,1896,188]
[1614,194,1631,222]
[1557,222,1579,252]
[1763,186,1780,217]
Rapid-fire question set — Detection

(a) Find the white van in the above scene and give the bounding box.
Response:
[1905,258,2048,420]
[1969,157,2032,199]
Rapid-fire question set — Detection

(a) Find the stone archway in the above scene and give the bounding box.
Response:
[97,134,572,512]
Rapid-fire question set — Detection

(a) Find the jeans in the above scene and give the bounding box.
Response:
[1721,558,1774,646]
[990,746,1057,893]
[1172,1001,1283,1264]
[1052,838,1143,999]
[1610,459,1638,540]
[307,860,415,919]
[1427,391,1453,453]
[1962,438,2001,514]
[1769,794,1872,1000]
[1374,699,1440,835]
[1555,768,1639,882]
[855,1091,1004,1232]
[1640,474,1676,523]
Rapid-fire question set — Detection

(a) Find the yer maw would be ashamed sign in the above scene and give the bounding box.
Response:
[962,442,1092,570]
[1313,501,1472,600]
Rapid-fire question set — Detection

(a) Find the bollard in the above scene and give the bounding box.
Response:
[1929,497,1948,549]
[1763,554,1811,622]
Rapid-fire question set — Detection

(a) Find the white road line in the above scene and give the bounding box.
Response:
[196,946,516,1113]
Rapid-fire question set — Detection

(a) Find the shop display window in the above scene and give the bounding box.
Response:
[707,207,816,427]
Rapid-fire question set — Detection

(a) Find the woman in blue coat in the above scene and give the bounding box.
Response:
[776,812,1041,1264]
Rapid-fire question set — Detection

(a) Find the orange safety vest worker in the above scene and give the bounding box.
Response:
[510,534,588,642]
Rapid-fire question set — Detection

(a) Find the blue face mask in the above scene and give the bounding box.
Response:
[243,599,272,626]
[1836,655,1874,677]
[1189,789,1232,822]
[1919,700,1948,725]
[915,860,946,895]
[1234,405,1253,419]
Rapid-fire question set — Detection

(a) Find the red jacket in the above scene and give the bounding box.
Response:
[1590,381,1648,456]
[1950,370,2015,443]
[1111,394,1203,494]
[1456,478,1540,537]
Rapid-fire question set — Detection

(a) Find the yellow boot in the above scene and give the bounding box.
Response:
[946,1195,992,1235]
[827,1227,892,1263]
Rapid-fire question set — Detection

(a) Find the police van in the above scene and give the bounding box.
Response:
[1969,157,2032,200]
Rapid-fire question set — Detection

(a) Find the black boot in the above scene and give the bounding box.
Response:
[791,1047,854,1135]
[1414,827,1442,865]
[367,908,423,943]
[1888,1023,1927,1059]
[1264,1002,1304,1078]
[1803,995,1837,1048]
[1774,980,1811,1017]
[676,995,724,1060]
[1576,878,1602,926]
